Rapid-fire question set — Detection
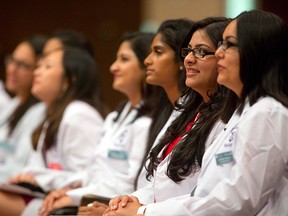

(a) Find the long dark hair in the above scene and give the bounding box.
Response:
[32,46,104,150]
[157,18,194,94]
[46,29,106,117]
[222,10,288,119]
[47,29,95,58]
[109,32,166,190]
[134,19,195,188]
[146,17,231,183]
[8,34,47,135]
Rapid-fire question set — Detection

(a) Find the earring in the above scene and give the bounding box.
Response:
[62,85,68,93]
[179,65,184,71]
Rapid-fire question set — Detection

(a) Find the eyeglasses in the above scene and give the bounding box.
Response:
[181,47,215,59]
[5,55,35,70]
[218,40,238,51]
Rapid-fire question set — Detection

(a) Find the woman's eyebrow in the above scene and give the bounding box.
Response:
[224,35,238,40]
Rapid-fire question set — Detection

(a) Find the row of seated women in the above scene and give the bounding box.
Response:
[0,9,287,216]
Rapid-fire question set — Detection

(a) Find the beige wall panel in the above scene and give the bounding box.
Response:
[141,0,226,24]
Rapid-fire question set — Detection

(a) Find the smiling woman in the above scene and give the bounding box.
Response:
[107,10,288,216]
[103,17,231,216]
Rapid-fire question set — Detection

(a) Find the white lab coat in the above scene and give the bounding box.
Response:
[0,98,45,182]
[143,97,288,216]
[136,109,181,190]
[133,119,225,205]
[23,100,103,191]
[0,80,11,113]
[66,102,152,205]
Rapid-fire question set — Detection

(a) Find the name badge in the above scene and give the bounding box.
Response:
[108,150,128,160]
[0,140,15,153]
[0,141,15,164]
[215,151,234,166]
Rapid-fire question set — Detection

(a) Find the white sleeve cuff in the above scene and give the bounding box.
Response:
[137,205,147,214]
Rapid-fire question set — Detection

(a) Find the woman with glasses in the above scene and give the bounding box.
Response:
[107,10,288,216]
[104,17,231,216]
[0,35,47,182]
[0,46,105,216]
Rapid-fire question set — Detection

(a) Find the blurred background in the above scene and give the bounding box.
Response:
[1,0,287,110]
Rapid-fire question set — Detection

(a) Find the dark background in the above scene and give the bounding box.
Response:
[0,0,287,110]
[0,0,142,110]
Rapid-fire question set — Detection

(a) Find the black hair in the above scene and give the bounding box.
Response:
[146,17,231,183]
[48,29,95,58]
[157,18,195,94]
[106,32,166,189]
[221,10,288,119]
[112,32,157,123]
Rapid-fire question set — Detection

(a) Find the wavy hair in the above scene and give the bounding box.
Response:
[146,17,231,182]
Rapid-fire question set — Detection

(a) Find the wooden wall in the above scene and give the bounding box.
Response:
[261,0,288,23]
[1,0,287,109]
[0,0,141,110]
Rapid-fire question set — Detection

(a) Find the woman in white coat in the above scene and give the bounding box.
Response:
[0,46,105,216]
[0,35,47,182]
[134,18,194,190]
[78,19,195,216]
[35,32,166,216]
[106,10,288,216]
[105,17,231,215]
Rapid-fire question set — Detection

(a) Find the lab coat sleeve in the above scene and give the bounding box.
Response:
[67,184,99,205]
[31,104,103,191]
[0,103,45,181]
[133,119,225,205]
[143,101,288,216]
[131,180,155,205]
[67,117,152,204]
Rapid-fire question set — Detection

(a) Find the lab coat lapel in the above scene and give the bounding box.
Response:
[201,101,252,173]
[201,112,241,172]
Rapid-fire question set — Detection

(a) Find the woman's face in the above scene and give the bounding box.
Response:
[5,42,36,99]
[43,38,63,55]
[215,20,242,97]
[109,41,144,99]
[32,49,66,107]
[144,33,180,90]
[184,29,218,102]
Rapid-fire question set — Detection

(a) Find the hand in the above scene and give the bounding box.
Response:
[104,196,141,216]
[38,189,70,216]
[77,201,108,216]
[109,195,133,211]
[9,173,38,185]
